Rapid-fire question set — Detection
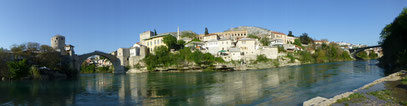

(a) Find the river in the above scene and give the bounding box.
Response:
[0,60,385,105]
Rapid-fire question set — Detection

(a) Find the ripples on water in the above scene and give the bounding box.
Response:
[0,60,385,105]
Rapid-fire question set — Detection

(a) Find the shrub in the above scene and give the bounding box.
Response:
[30,66,41,79]
[278,46,286,53]
[256,54,269,63]
[299,51,314,63]
[287,53,295,63]
[272,60,280,67]
[7,59,30,79]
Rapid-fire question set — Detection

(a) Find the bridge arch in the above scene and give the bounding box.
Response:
[75,51,125,73]
[349,45,380,60]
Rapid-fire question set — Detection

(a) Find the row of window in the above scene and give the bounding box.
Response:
[146,39,162,46]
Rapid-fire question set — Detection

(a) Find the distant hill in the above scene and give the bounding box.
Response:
[157,30,196,37]
[225,26,274,35]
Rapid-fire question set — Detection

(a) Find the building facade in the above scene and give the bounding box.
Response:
[51,35,67,55]
[116,48,130,66]
[140,31,155,42]
[128,43,148,67]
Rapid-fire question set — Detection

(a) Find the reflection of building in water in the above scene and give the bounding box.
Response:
[82,74,114,93]
[117,73,169,105]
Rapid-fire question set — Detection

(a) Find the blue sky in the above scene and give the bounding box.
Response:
[0,0,406,54]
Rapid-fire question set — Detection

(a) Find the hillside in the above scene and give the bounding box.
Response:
[226,26,275,35]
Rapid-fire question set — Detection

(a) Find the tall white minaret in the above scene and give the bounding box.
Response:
[177,26,180,40]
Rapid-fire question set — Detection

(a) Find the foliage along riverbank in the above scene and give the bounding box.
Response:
[131,34,353,73]
[378,8,407,74]
[0,42,76,81]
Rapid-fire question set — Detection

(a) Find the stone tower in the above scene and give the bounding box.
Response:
[51,35,66,55]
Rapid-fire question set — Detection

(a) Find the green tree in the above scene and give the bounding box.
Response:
[260,37,270,46]
[293,39,302,47]
[162,35,178,50]
[177,40,186,49]
[299,51,314,63]
[299,33,314,44]
[7,59,30,79]
[205,27,209,35]
[369,51,379,59]
[287,53,295,63]
[288,31,294,37]
[379,8,407,70]
[0,48,11,78]
[154,29,157,35]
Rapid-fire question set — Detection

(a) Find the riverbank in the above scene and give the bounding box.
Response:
[304,70,407,106]
[126,60,303,73]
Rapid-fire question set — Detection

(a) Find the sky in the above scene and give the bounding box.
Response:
[0,0,406,54]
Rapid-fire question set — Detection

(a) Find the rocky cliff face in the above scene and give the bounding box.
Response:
[157,30,196,37]
[226,26,274,35]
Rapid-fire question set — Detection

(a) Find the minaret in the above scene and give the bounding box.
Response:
[177,26,180,40]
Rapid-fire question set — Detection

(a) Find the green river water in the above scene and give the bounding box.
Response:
[0,60,385,105]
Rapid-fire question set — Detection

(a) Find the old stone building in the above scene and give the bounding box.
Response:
[116,48,130,66]
[128,43,148,67]
[51,35,67,55]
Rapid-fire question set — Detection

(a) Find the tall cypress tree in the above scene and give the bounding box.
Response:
[154,29,157,35]
[204,27,209,35]
[288,31,294,37]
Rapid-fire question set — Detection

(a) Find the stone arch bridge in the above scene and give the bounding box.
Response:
[348,45,381,60]
[74,51,125,73]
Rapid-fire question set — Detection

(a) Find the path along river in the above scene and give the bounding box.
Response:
[0,60,385,105]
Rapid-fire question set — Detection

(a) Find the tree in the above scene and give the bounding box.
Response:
[205,27,209,35]
[0,48,11,78]
[10,44,25,55]
[299,33,314,44]
[379,8,407,70]
[26,42,40,52]
[177,40,186,49]
[7,59,30,79]
[260,37,270,46]
[154,29,157,36]
[162,35,178,50]
[293,39,302,47]
[288,31,294,37]
[39,45,55,53]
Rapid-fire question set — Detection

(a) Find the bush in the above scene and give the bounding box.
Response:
[299,51,314,63]
[287,53,295,63]
[256,54,269,63]
[143,47,224,70]
[30,66,41,79]
[81,63,96,73]
[311,44,352,63]
[272,60,280,67]
[278,46,286,53]
[369,51,379,59]
[260,37,270,46]
[7,59,30,79]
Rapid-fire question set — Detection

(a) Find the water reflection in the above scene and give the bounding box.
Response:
[0,60,384,105]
